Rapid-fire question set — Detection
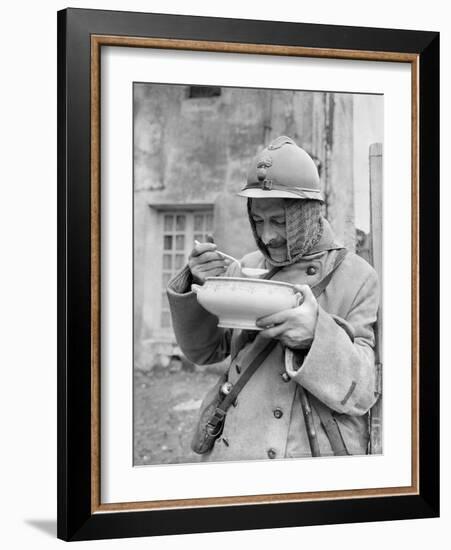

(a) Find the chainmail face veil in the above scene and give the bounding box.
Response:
[247,198,324,267]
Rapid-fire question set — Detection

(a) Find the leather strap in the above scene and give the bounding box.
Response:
[262,266,283,280]
[310,248,348,299]
[307,393,349,456]
[207,339,278,432]
[298,386,321,457]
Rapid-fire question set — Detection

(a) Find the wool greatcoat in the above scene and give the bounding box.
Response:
[167,219,380,461]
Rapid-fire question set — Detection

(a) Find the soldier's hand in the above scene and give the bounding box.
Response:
[256,285,319,349]
[189,241,229,285]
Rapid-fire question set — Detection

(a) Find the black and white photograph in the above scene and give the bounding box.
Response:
[133,83,383,466]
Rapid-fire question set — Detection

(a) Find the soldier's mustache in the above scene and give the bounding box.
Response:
[264,239,286,248]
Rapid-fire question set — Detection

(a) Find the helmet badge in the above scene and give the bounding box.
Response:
[256,156,273,190]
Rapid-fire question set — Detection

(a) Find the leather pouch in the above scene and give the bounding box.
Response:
[191,372,227,454]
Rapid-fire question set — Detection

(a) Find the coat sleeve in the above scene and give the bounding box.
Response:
[166,265,232,365]
[286,269,380,416]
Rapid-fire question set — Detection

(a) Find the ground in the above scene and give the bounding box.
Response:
[134,367,220,465]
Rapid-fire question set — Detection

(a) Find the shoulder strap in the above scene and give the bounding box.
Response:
[310,248,348,299]
[221,340,277,411]
[262,265,283,280]
[307,393,349,456]
[206,339,278,434]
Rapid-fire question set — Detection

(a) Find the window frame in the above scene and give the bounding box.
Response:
[152,204,215,336]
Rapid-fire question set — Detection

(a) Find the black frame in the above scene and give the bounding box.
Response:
[57,7,439,541]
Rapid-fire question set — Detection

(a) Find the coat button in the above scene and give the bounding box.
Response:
[267,448,277,459]
[273,408,283,419]
[307,265,317,276]
[281,372,291,383]
[235,364,241,374]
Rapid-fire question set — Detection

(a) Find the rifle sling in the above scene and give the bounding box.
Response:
[307,393,349,456]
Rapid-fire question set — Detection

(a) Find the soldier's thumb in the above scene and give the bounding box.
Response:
[293,284,315,305]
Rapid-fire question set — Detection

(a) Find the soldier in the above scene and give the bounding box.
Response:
[167,136,380,461]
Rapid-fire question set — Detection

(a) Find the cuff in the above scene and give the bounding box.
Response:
[167,265,193,294]
[285,349,306,377]
[286,306,362,413]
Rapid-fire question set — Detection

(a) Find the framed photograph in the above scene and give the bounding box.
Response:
[57,7,439,541]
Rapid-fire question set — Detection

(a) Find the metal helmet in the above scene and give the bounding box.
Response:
[238,136,323,201]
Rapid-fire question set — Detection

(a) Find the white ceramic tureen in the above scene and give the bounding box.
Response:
[192,277,299,330]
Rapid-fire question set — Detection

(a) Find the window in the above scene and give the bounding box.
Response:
[160,209,214,329]
[187,86,221,99]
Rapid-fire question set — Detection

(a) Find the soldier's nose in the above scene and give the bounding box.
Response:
[261,224,277,244]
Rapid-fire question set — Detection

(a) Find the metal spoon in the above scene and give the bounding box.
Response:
[194,240,268,277]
